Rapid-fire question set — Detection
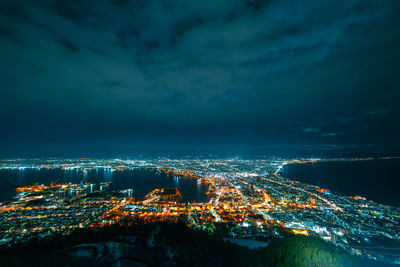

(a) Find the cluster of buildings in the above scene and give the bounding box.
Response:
[0,157,399,264]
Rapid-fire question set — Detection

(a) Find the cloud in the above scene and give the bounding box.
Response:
[0,0,399,154]
[303,128,320,133]
[321,132,343,137]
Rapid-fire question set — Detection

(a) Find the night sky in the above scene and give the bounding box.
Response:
[0,0,399,157]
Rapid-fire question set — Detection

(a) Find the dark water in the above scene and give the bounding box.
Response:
[0,168,209,203]
[282,158,400,207]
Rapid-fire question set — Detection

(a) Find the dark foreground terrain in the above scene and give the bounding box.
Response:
[0,223,388,267]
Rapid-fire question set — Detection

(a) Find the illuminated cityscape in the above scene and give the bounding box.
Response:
[0,158,399,265]
[1,0,400,265]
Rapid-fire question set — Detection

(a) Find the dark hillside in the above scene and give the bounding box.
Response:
[0,223,386,267]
